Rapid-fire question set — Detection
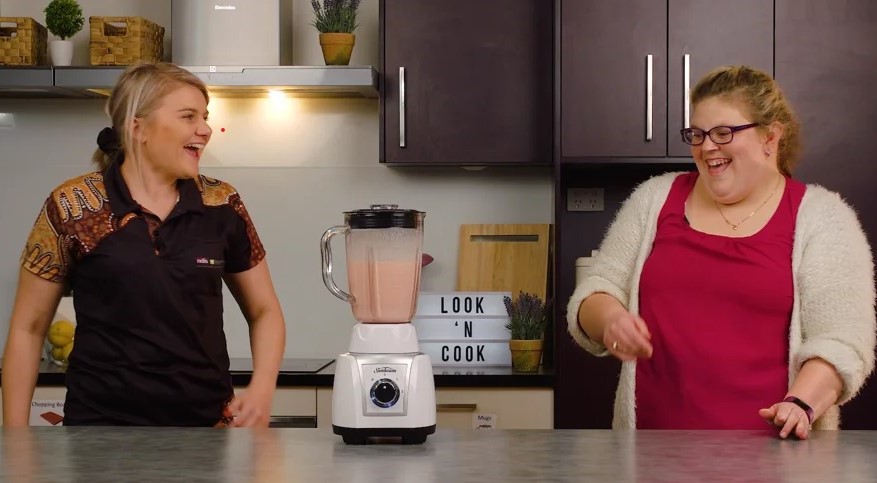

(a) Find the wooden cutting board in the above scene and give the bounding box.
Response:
[456,224,551,301]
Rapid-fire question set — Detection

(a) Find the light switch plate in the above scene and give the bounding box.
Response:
[567,188,604,211]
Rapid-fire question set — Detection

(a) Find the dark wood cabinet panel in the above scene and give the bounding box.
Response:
[553,164,692,429]
[560,1,772,161]
[380,0,552,166]
[776,0,877,429]
[666,0,773,157]
[560,0,667,158]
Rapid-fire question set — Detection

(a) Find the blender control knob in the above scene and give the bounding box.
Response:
[370,378,400,408]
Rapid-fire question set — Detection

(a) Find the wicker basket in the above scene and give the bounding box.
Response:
[89,16,164,66]
[0,17,48,66]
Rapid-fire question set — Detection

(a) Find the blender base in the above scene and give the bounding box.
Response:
[332,425,436,445]
[332,347,437,445]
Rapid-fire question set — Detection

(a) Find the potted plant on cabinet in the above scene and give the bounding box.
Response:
[310,0,360,65]
[44,0,84,66]
[504,292,550,373]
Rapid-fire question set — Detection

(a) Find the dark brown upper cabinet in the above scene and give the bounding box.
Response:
[380,0,553,166]
[560,0,773,161]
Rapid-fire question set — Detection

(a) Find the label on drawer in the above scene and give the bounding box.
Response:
[412,317,509,341]
[420,341,510,366]
[415,292,511,317]
[30,400,65,426]
[473,413,497,430]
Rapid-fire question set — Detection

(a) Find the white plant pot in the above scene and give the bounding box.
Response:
[49,40,74,66]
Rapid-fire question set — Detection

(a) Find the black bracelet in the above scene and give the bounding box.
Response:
[783,396,814,425]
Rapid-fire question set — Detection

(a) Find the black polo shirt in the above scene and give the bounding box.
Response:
[20,160,265,426]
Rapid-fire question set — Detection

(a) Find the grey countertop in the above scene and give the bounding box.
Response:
[1,427,874,482]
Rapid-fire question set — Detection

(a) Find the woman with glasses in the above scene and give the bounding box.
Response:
[566,65,875,439]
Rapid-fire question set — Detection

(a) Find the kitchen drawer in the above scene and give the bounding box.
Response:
[436,388,553,429]
[0,386,67,426]
[234,386,316,417]
[0,387,318,426]
[317,387,333,428]
[315,387,554,430]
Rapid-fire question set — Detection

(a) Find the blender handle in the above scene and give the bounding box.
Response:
[321,225,354,303]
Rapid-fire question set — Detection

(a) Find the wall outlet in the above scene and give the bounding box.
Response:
[567,188,604,211]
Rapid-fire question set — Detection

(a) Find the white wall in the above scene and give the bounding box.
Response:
[0,0,553,359]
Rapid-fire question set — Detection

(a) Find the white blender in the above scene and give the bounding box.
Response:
[321,205,436,445]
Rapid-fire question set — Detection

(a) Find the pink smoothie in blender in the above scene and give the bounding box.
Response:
[321,205,425,323]
[347,259,421,323]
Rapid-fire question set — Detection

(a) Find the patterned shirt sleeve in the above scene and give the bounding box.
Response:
[20,197,73,283]
[224,193,266,273]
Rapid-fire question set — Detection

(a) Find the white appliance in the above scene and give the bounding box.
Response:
[332,325,436,444]
[172,0,285,66]
[321,205,436,445]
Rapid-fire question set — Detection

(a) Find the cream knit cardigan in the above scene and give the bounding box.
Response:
[566,172,876,430]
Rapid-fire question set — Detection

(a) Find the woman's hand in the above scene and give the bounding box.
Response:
[759,401,811,439]
[602,310,653,362]
[225,385,274,428]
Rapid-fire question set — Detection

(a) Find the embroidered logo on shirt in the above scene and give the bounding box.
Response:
[195,257,225,268]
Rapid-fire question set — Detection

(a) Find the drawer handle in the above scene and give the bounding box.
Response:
[436,403,478,412]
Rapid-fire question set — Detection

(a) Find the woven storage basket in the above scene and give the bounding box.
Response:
[0,17,48,66]
[89,16,164,66]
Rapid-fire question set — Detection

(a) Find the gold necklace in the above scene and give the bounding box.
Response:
[714,175,783,230]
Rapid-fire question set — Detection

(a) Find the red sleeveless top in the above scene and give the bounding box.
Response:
[635,172,806,429]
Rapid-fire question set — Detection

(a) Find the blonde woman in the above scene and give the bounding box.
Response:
[2,62,286,427]
[568,65,875,439]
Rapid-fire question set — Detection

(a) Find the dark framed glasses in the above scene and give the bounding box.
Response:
[680,122,759,146]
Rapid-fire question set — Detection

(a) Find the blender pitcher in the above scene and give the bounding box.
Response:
[321,205,425,323]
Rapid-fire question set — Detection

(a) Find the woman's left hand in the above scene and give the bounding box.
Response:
[225,385,274,428]
[759,401,811,440]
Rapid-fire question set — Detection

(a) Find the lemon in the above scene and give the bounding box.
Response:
[51,346,65,361]
[60,341,74,361]
[47,319,75,348]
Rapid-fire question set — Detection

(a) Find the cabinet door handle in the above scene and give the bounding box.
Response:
[399,66,406,148]
[436,403,478,412]
[683,54,691,129]
[646,54,653,142]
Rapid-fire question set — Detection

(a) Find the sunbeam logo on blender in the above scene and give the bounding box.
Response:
[195,256,224,268]
[374,367,397,374]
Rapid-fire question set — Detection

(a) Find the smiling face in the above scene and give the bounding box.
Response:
[689,96,780,204]
[132,82,212,180]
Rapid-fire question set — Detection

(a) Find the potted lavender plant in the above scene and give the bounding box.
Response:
[504,292,550,373]
[311,0,361,65]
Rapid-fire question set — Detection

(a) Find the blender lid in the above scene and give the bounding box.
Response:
[345,204,424,229]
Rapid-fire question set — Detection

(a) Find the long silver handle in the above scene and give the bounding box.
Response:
[646,54,653,141]
[683,54,691,128]
[320,225,354,303]
[436,403,478,412]
[399,66,406,148]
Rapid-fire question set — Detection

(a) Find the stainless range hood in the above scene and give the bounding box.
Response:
[1,65,379,99]
[186,65,379,98]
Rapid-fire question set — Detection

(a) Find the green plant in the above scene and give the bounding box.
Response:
[311,0,360,34]
[44,0,84,40]
[503,292,550,340]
